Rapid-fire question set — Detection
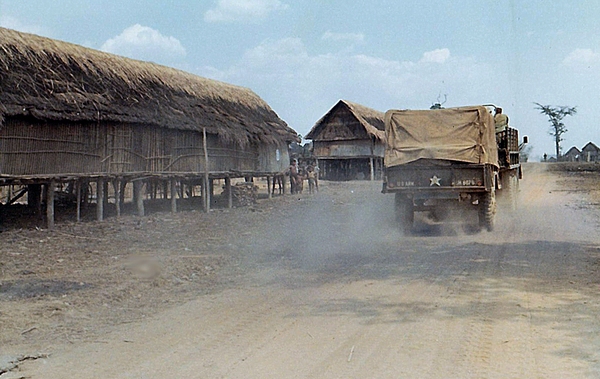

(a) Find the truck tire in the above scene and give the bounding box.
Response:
[501,171,518,211]
[478,189,496,232]
[395,193,414,233]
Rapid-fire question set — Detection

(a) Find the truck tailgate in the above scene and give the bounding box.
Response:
[385,164,488,191]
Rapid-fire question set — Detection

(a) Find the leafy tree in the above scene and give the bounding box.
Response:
[534,103,577,160]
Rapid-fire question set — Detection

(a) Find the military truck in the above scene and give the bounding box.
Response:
[382,105,526,232]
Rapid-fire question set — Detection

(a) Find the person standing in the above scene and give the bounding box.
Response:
[307,165,316,194]
[494,107,509,133]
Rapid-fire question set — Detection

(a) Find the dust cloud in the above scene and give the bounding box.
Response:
[239,163,596,287]
[244,181,400,273]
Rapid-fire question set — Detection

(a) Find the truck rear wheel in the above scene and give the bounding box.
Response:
[501,171,518,211]
[395,193,414,233]
[478,189,496,231]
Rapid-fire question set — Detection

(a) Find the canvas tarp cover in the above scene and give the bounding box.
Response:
[384,106,499,168]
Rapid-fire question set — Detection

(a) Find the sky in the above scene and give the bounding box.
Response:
[2,0,599,160]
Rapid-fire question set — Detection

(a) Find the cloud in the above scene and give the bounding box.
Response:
[563,48,600,67]
[321,31,365,44]
[0,15,48,36]
[204,0,288,23]
[101,24,186,63]
[420,48,451,64]
[198,39,498,135]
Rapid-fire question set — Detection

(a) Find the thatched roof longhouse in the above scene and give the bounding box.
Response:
[0,27,297,146]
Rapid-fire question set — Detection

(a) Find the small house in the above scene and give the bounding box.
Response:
[581,142,600,162]
[305,100,385,181]
[563,146,580,162]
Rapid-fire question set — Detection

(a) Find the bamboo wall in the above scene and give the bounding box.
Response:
[312,139,383,159]
[0,117,286,177]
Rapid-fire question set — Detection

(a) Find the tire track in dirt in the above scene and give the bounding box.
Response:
[302,241,477,378]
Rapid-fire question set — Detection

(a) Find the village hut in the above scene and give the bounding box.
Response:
[305,100,385,181]
[0,27,298,226]
[563,146,581,162]
[581,142,600,162]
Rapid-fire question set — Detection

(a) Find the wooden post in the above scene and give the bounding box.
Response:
[170,179,177,213]
[97,178,104,221]
[114,179,121,217]
[267,176,272,199]
[76,180,82,222]
[203,128,210,212]
[282,175,286,195]
[120,180,127,206]
[225,176,233,208]
[369,157,374,181]
[134,180,145,217]
[103,180,109,208]
[46,180,55,229]
[27,184,42,215]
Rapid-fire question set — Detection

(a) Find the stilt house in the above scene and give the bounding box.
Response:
[306,100,385,181]
[0,27,298,225]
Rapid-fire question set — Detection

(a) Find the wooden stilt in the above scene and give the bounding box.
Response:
[282,175,287,195]
[369,157,374,181]
[208,179,213,211]
[119,181,127,206]
[267,176,272,199]
[178,182,184,199]
[46,180,55,229]
[201,179,207,212]
[209,179,214,199]
[170,179,177,213]
[134,180,145,217]
[103,180,109,209]
[203,128,210,213]
[97,178,104,221]
[76,180,82,222]
[225,177,233,208]
[114,179,121,217]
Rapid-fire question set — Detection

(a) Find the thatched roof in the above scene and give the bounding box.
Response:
[582,142,600,152]
[564,146,580,156]
[305,99,384,141]
[0,27,298,145]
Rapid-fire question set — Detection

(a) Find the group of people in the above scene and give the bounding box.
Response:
[287,159,319,194]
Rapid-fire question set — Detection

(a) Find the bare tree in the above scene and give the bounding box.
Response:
[534,103,577,160]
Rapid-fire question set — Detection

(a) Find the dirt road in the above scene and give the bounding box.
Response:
[7,163,600,378]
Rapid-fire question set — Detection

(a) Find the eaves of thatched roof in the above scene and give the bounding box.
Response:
[305,99,385,141]
[0,27,298,146]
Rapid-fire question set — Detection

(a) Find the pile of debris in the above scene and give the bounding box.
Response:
[224,183,258,207]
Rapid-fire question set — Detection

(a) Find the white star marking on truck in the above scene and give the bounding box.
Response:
[430,175,441,186]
